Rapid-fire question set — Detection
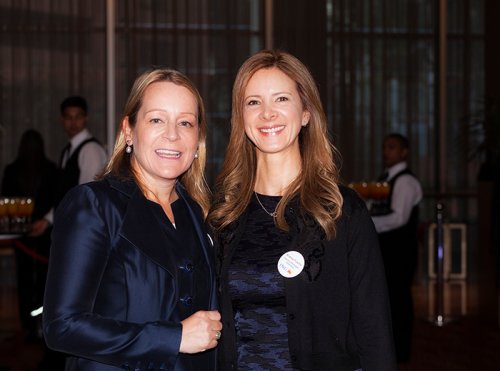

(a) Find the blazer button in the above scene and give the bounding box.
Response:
[288,313,295,320]
[180,262,194,272]
[181,295,193,306]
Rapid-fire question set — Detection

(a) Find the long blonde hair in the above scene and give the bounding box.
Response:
[101,68,211,217]
[208,50,343,239]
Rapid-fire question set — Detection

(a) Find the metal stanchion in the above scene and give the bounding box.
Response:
[435,203,446,325]
[428,202,454,326]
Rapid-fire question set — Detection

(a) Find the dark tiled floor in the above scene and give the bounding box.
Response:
[400,284,500,371]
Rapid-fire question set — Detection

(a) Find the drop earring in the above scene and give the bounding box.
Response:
[125,141,133,154]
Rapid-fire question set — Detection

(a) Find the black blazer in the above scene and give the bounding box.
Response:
[217,187,396,371]
[43,176,217,371]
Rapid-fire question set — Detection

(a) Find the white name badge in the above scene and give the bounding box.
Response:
[277,251,305,278]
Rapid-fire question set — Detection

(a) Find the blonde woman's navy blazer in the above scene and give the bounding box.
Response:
[43,176,217,371]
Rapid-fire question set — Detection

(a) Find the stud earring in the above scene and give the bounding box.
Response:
[194,151,199,159]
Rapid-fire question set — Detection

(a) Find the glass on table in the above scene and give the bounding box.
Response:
[348,181,371,199]
[0,197,9,233]
[18,198,34,233]
[370,181,390,200]
[7,197,19,217]
[7,197,21,233]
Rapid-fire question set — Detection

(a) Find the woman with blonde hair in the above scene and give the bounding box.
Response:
[209,50,396,370]
[43,68,221,371]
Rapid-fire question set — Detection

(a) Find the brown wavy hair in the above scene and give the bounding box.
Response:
[101,68,211,217]
[208,50,343,239]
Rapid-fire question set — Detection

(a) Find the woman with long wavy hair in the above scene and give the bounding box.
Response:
[209,50,396,371]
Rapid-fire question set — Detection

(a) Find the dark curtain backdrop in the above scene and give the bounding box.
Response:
[0,0,485,223]
[0,1,108,170]
[327,0,484,222]
[273,0,483,222]
[0,0,264,185]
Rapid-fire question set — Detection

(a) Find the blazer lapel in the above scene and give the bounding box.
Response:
[119,186,177,276]
[108,177,216,307]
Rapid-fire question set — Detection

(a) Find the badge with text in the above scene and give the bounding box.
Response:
[277,251,305,278]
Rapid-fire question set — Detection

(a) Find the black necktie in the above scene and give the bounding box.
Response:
[60,143,71,168]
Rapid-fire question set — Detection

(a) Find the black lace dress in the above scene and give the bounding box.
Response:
[227,193,297,370]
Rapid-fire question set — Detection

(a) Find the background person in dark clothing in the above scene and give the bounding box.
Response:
[1,129,58,340]
[371,133,423,364]
[27,97,106,369]
[30,96,107,237]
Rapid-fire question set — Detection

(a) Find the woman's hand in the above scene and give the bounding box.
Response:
[179,310,222,354]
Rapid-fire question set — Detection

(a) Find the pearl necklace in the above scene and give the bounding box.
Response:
[254,192,277,218]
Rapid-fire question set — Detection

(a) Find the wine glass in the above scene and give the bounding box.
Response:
[0,197,9,233]
[18,197,35,233]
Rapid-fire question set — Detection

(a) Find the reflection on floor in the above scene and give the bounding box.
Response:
[1,244,500,370]
[406,280,500,371]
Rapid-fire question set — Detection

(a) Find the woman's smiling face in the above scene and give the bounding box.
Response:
[124,81,199,188]
[242,67,310,157]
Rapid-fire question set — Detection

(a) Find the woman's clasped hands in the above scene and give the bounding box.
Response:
[180,310,222,353]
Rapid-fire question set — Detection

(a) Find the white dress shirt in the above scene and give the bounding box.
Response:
[45,128,107,224]
[372,161,423,233]
[64,128,108,183]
